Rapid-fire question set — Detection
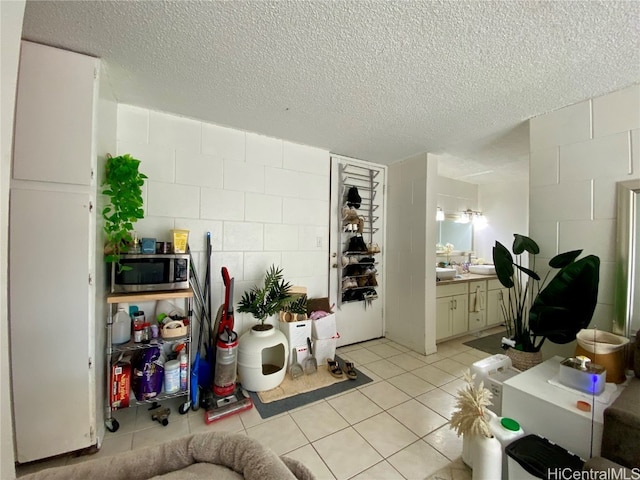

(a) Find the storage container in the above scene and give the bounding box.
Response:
[112,308,131,345]
[506,434,584,479]
[575,329,629,384]
[487,411,525,480]
[311,313,337,340]
[164,359,180,393]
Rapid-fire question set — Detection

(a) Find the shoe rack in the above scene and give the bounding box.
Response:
[338,163,381,307]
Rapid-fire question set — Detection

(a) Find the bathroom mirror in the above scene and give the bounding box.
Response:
[613,179,640,338]
[437,216,473,252]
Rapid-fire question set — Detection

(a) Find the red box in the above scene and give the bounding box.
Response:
[110,361,131,409]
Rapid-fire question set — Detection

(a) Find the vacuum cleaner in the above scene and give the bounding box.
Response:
[205,267,253,424]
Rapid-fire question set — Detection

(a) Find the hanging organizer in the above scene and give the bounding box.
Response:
[338,163,381,307]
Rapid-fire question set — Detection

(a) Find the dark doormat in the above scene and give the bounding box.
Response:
[463,331,508,356]
[249,356,372,419]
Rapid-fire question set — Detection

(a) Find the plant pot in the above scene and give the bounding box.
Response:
[237,324,289,392]
[505,348,543,371]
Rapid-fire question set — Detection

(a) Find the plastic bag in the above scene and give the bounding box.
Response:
[132,347,164,400]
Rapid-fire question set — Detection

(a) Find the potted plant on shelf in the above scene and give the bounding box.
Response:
[102,153,147,271]
[493,234,600,370]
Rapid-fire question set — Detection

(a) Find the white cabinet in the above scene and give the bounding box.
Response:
[435,283,468,341]
[468,280,487,331]
[487,279,508,327]
[9,41,112,463]
[13,42,96,185]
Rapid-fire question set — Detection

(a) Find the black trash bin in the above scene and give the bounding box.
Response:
[505,434,584,479]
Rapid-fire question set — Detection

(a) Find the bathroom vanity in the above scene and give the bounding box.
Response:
[435,273,506,341]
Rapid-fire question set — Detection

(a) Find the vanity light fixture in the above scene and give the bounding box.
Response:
[457,209,487,226]
[473,212,488,229]
[436,207,445,222]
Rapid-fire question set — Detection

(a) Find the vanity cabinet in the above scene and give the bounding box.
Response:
[468,280,487,331]
[435,283,468,341]
[487,279,508,327]
[436,276,499,342]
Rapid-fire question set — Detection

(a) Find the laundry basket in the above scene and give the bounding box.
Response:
[575,329,629,384]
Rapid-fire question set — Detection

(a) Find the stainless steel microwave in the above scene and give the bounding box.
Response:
[111,253,190,293]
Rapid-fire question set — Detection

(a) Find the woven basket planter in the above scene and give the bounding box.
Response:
[506,348,543,371]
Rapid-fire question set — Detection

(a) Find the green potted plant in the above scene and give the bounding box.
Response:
[493,234,600,369]
[102,154,147,270]
[237,265,294,330]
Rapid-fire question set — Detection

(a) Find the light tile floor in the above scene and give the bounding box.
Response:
[16,326,504,480]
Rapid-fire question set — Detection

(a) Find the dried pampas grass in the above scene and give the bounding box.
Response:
[449,370,493,438]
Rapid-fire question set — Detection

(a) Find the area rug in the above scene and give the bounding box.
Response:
[249,356,372,419]
[463,331,508,356]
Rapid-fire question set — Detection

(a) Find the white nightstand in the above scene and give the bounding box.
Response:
[502,356,625,460]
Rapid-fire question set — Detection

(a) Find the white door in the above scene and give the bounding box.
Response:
[10,189,93,462]
[13,41,96,185]
[329,156,386,346]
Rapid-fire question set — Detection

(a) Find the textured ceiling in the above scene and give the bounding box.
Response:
[21,0,640,184]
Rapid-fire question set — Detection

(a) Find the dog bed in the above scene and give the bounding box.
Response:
[21,431,316,480]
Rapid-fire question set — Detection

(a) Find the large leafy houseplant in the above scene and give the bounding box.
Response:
[237,265,293,329]
[493,234,600,352]
[102,154,147,270]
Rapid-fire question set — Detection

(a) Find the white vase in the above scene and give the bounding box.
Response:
[462,433,474,467]
[471,434,502,480]
[237,324,289,392]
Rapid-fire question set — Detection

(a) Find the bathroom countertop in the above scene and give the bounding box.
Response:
[436,273,497,284]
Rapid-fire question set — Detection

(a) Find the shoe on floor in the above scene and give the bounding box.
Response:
[343,361,357,380]
[327,359,343,378]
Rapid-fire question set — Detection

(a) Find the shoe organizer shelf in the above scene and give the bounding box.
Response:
[105,288,194,433]
[338,163,381,306]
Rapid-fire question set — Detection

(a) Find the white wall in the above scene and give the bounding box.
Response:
[386,153,437,355]
[436,176,478,214]
[116,105,331,335]
[529,84,640,359]
[1,2,25,478]
[476,179,529,260]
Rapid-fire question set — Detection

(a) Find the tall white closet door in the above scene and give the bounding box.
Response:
[10,188,93,462]
[329,156,386,346]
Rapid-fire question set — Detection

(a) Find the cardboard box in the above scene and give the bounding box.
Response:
[279,318,312,352]
[307,297,332,316]
[110,361,131,409]
[312,312,337,340]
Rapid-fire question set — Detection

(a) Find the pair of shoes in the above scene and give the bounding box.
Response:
[342,277,357,289]
[343,361,357,380]
[327,359,343,378]
[342,205,359,223]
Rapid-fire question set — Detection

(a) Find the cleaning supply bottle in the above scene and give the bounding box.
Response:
[112,306,131,345]
[179,351,188,391]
